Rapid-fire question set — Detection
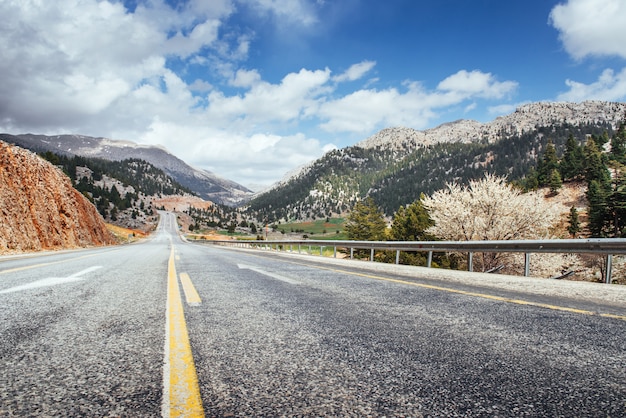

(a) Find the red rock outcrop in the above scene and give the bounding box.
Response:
[0,141,116,253]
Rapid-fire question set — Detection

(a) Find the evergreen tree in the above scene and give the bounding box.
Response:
[390,195,441,266]
[587,180,608,237]
[608,172,626,237]
[567,206,581,238]
[109,185,122,208]
[583,138,611,187]
[537,140,559,186]
[609,122,626,164]
[390,195,434,241]
[595,131,610,148]
[345,197,387,241]
[559,134,583,181]
[548,169,562,195]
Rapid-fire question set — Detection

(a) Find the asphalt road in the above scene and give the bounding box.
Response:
[1,212,625,417]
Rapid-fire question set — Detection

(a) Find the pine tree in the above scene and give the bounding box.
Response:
[608,172,626,237]
[537,139,559,186]
[583,138,611,187]
[345,197,387,241]
[567,206,581,238]
[587,180,608,237]
[390,195,445,266]
[559,134,583,181]
[390,194,434,241]
[609,122,626,164]
[548,169,562,195]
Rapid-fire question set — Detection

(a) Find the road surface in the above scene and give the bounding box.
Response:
[1,212,625,416]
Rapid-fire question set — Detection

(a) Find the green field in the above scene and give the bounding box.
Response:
[276,218,347,240]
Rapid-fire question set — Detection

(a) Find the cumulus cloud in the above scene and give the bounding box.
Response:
[550,0,626,60]
[557,68,626,102]
[333,61,377,83]
[0,0,520,187]
[437,70,518,99]
[318,70,518,134]
[206,68,331,126]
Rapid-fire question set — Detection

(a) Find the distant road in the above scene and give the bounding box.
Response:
[1,212,625,416]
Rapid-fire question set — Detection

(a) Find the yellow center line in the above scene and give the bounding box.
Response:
[162,246,204,417]
[179,272,202,306]
[258,254,626,322]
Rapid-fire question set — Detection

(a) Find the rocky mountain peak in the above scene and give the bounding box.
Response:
[357,100,626,151]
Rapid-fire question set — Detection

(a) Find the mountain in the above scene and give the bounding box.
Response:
[0,133,253,205]
[36,151,194,229]
[357,101,626,150]
[246,101,626,222]
[0,140,116,253]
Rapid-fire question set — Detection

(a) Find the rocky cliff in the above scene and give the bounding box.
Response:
[0,141,116,253]
[357,100,626,151]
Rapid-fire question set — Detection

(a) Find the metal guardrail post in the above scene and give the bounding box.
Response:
[468,252,473,272]
[320,246,324,256]
[205,238,626,283]
[395,250,400,265]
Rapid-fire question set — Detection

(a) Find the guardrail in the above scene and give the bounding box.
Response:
[199,238,626,284]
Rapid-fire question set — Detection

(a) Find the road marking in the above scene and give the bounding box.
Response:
[179,273,202,306]
[162,246,204,418]
[0,266,103,294]
[260,256,626,322]
[237,263,300,285]
[0,251,116,275]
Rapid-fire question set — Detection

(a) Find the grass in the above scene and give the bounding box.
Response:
[275,218,346,239]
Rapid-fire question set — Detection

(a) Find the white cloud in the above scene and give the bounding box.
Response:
[206,68,331,125]
[250,0,320,27]
[189,79,214,92]
[318,70,518,134]
[0,0,520,188]
[230,69,263,88]
[550,0,626,60]
[437,70,517,99]
[557,68,626,101]
[137,120,326,187]
[333,61,377,82]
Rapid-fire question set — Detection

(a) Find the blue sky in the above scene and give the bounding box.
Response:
[1,0,625,189]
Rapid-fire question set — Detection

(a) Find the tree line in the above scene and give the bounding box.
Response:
[343,118,626,278]
[39,152,192,220]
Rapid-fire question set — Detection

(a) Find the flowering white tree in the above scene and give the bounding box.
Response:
[422,174,558,272]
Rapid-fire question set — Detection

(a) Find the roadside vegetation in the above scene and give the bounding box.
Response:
[339,120,626,283]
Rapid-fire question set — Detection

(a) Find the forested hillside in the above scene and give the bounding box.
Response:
[246,122,615,222]
[39,152,192,224]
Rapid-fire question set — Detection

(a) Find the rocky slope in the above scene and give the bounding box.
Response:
[0,141,116,253]
[246,100,626,221]
[357,101,626,151]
